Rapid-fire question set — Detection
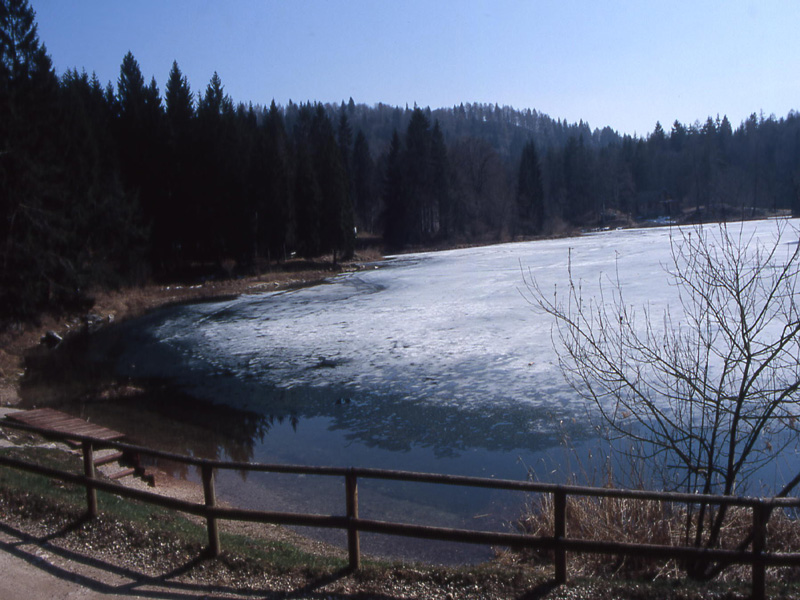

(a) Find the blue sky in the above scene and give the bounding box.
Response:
[33,0,800,136]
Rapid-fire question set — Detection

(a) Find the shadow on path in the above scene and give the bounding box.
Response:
[0,520,396,599]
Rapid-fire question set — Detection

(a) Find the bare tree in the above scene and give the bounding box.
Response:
[525,220,800,579]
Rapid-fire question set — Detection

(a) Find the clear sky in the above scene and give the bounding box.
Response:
[32,0,800,137]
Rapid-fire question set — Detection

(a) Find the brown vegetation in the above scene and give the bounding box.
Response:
[518,481,800,583]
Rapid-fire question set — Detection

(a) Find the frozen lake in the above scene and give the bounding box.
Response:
[96,218,799,563]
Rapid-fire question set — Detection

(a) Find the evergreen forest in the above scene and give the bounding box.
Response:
[3,0,800,321]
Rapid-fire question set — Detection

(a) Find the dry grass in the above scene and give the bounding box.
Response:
[518,479,800,583]
[519,485,685,579]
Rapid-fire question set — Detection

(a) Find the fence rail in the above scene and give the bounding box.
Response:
[2,418,799,599]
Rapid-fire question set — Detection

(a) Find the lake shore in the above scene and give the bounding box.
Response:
[0,254,379,409]
[0,255,393,575]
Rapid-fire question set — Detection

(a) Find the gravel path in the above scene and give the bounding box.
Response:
[0,529,153,600]
[0,514,356,600]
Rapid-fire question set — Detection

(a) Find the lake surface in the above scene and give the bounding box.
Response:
[81,219,800,563]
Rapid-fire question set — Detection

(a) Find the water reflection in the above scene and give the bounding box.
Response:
[55,310,593,463]
[24,375,539,563]
[17,244,598,563]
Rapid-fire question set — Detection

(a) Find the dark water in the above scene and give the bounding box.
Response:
[32,302,594,564]
[23,225,800,563]
[24,234,704,563]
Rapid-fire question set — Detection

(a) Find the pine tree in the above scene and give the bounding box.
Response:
[59,68,145,287]
[115,51,167,268]
[198,71,231,118]
[293,145,321,257]
[310,104,353,261]
[263,100,292,261]
[517,140,545,234]
[165,60,193,130]
[0,0,41,81]
[404,108,433,242]
[382,130,406,249]
[192,71,239,262]
[1,0,75,316]
[117,51,146,121]
[163,60,195,267]
[352,130,378,232]
[430,120,451,238]
[2,0,144,317]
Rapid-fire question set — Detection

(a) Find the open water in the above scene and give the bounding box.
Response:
[80,219,800,563]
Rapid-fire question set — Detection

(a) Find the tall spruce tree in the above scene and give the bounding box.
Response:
[293,144,321,257]
[311,104,353,261]
[2,0,144,318]
[163,60,195,268]
[403,107,433,243]
[352,130,378,232]
[59,68,145,286]
[0,0,80,316]
[115,52,169,268]
[430,120,451,238]
[193,71,239,262]
[263,100,293,261]
[165,60,193,129]
[382,130,406,248]
[517,140,545,234]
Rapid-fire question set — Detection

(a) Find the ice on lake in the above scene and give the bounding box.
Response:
[103,218,799,562]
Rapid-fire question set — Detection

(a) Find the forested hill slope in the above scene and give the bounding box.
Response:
[3,0,799,321]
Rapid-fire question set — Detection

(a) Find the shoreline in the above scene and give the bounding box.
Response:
[0,255,377,409]
[0,252,392,567]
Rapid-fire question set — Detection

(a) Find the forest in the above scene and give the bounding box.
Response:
[2,0,800,321]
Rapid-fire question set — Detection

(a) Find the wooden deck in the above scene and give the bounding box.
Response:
[5,408,125,444]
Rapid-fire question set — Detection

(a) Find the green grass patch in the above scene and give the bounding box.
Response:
[7,445,800,598]
[0,445,345,574]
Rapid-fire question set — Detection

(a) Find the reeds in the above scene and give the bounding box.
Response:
[517,459,800,581]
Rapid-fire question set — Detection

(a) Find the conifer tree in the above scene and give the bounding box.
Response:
[517,140,545,234]
[352,130,378,232]
[0,0,40,80]
[1,0,75,316]
[404,108,433,242]
[263,100,293,261]
[193,71,237,262]
[311,104,353,261]
[115,51,167,268]
[382,130,406,249]
[2,0,144,317]
[164,60,195,267]
[293,145,321,258]
[430,120,451,237]
[165,60,193,130]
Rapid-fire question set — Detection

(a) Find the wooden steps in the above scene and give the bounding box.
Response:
[108,467,136,480]
[5,408,152,485]
[5,408,125,447]
[93,450,124,467]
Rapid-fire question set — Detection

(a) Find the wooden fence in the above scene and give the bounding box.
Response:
[2,418,800,599]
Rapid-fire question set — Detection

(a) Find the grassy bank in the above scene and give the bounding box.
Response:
[0,444,550,599]
[3,440,799,598]
[5,239,800,596]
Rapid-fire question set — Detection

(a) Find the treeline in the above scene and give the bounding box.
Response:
[2,0,800,320]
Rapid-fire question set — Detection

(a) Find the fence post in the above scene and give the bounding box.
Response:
[554,488,567,584]
[81,440,97,517]
[202,463,220,557]
[346,469,361,571]
[752,502,768,600]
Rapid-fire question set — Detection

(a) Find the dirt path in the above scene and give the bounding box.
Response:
[0,521,338,600]
[0,527,156,600]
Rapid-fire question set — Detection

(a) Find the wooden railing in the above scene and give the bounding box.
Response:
[2,419,800,599]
